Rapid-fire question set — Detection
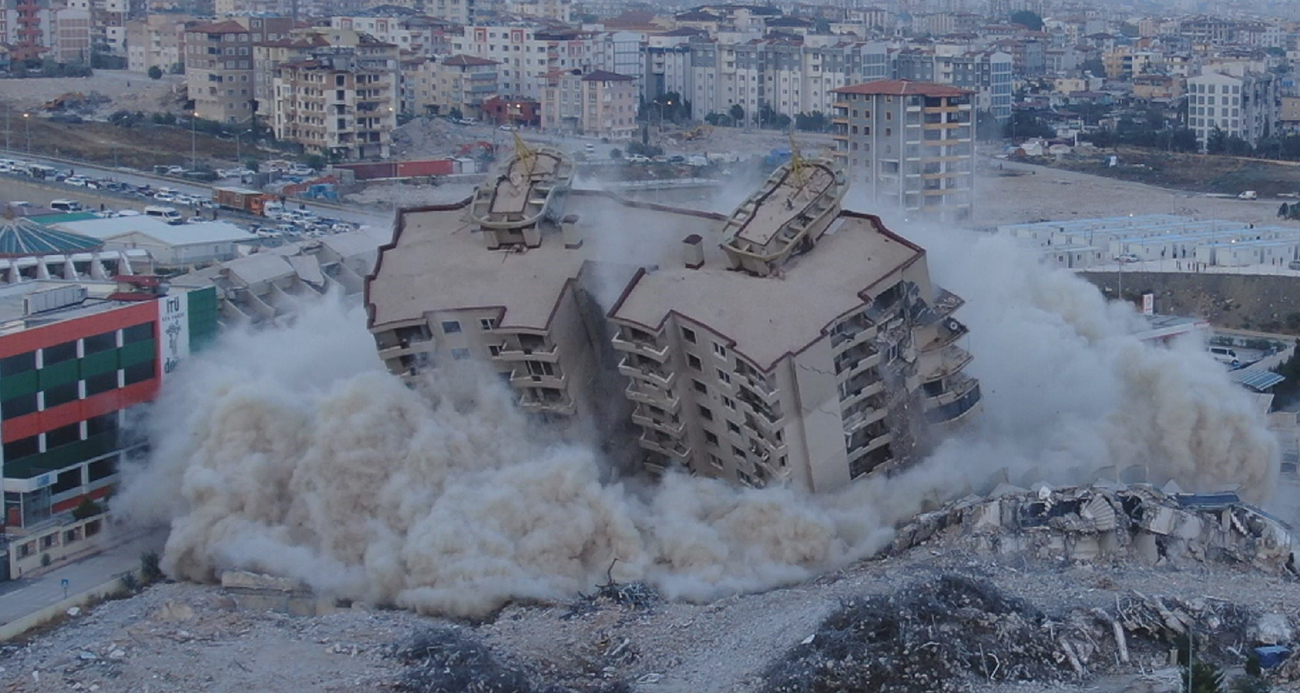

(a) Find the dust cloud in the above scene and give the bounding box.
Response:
[114,221,1279,617]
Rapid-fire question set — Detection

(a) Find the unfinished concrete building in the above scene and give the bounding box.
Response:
[366,153,980,493]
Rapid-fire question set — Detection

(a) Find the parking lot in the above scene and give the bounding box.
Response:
[0,157,363,245]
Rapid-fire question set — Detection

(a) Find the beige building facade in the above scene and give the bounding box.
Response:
[126,14,194,74]
[272,51,397,160]
[832,79,975,221]
[541,68,636,138]
[367,174,979,493]
[184,17,294,124]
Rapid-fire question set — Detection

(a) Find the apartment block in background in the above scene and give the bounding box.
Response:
[184,16,294,123]
[832,79,975,221]
[1187,70,1279,151]
[272,50,398,160]
[425,53,498,117]
[126,13,195,74]
[1,279,217,580]
[540,68,637,138]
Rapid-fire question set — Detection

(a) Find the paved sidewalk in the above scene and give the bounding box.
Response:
[0,528,167,627]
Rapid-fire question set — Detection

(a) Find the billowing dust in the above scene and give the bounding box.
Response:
[113,227,1279,618]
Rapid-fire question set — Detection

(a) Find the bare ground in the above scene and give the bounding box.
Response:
[3,539,1300,693]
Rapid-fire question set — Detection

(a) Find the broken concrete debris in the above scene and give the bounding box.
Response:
[891,483,1295,571]
[762,574,1280,693]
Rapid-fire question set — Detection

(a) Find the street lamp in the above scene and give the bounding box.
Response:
[23,113,30,153]
[190,110,198,172]
[234,129,252,167]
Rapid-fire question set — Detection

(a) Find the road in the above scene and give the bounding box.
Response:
[0,148,391,229]
[0,528,165,627]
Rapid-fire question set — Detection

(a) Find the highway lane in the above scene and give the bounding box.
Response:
[0,148,392,229]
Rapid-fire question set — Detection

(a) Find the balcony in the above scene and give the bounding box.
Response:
[611,333,670,362]
[493,342,560,363]
[840,380,885,410]
[618,356,677,389]
[510,369,567,389]
[925,371,979,407]
[631,406,686,437]
[625,382,681,412]
[736,387,782,426]
[925,317,969,351]
[830,322,876,353]
[517,393,576,416]
[847,432,893,462]
[834,342,880,376]
[842,405,887,434]
[639,431,691,459]
[925,344,973,382]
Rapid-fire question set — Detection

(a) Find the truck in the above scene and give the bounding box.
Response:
[213,186,271,215]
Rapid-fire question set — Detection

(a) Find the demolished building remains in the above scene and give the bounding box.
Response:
[365,151,980,493]
[893,482,1295,572]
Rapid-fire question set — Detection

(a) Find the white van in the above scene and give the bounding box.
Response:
[49,199,82,212]
[1209,346,1240,367]
[144,205,183,224]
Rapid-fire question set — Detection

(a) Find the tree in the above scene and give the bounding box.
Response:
[1280,203,1290,218]
[1080,58,1106,78]
[1206,127,1228,154]
[795,111,830,132]
[72,497,103,520]
[976,110,1005,141]
[448,107,463,121]
[1182,661,1223,693]
[1009,10,1044,31]
[729,103,745,124]
[609,148,622,159]
[147,65,163,80]
[169,61,184,74]
[304,154,327,171]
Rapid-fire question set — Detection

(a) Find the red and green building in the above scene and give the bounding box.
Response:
[0,279,217,579]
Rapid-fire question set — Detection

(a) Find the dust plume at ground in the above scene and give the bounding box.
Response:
[113,223,1278,618]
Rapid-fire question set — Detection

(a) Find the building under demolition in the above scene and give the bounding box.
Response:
[365,148,980,493]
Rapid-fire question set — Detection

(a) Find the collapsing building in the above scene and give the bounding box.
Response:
[364,150,980,493]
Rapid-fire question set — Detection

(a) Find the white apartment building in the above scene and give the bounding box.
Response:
[329,15,439,57]
[686,37,889,122]
[0,0,91,64]
[541,68,637,138]
[451,23,643,100]
[1187,70,1278,150]
[367,182,979,493]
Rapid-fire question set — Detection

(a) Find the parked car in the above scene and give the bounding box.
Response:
[1115,253,1140,264]
[626,154,651,163]
[165,166,185,175]
[65,175,90,186]
[1289,259,1300,271]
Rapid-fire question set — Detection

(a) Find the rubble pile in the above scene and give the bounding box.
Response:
[761,574,1270,693]
[393,627,633,693]
[761,575,1066,692]
[891,483,1295,571]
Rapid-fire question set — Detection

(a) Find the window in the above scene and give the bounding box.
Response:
[704,431,719,446]
[732,445,746,458]
[2,391,36,419]
[85,413,117,438]
[717,369,731,384]
[122,323,153,344]
[709,454,724,470]
[451,348,470,360]
[83,332,115,354]
[123,361,154,386]
[727,420,741,435]
[693,379,708,395]
[4,435,38,461]
[722,395,735,410]
[712,342,727,359]
[681,326,696,344]
[43,341,77,365]
[441,320,462,334]
[698,405,713,421]
[85,371,117,396]
[479,318,496,331]
[44,382,78,408]
[687,354,702,370]
[488,344,502,357]
[46,423,80,450]
[88,456,117,482]
[0,351,35,375]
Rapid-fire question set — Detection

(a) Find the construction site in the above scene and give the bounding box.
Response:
[2,116,1300,693]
